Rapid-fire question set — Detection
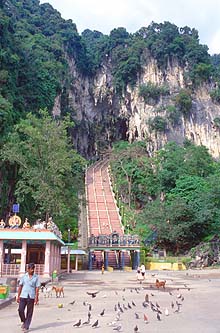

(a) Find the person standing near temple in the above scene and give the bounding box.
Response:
[17,263,41,332]
[140,263,146,279]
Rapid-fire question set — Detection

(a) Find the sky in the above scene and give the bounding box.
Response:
[39,0,220,55]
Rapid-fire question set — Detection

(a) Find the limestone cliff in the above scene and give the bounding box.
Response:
[53,55,220,159]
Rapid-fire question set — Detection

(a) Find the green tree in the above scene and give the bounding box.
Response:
[1,109,86,230]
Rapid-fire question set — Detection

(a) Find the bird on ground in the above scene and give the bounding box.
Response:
[114,305,118,312]
[92,319,99,328]
[73,319,81,327]
[165,308,169,316]
[107,321,117,327]
[151,293,155,297]
[113,324,122,332]
[88,312,91,319]
[99,309,105,316]
[134,325,139,332]
[115,313,120,321]
[145,294,149,302]
[144,313,149,323]
[171,301,174,309]
[174,306,181,313]
[118,306,124,313]
[142,301,149,308]
[69,300,76,305]
[156,302,160,308]
[157,313,161,321]
[88,304,92,311]
[123,304,128,310]
[132,301,136,306]
[87,291,99,298]
[135,312,140,319]
[128,302,132,309]
[115,291,118,295]
[82,318,90,325]
[169,292,173,296]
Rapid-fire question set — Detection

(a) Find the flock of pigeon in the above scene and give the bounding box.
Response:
[66,275,190,332]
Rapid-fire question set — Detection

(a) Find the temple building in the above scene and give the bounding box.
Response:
[0,217,64,277]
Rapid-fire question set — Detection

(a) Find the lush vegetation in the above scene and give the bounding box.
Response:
[0,110,86,239]
[110,140,220,254]
[1,0,220,244]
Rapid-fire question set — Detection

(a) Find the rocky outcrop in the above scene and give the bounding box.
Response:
[188,235,220,268]
[53,55,220,159]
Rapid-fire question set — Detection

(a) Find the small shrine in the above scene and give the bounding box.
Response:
[0,215,64,277]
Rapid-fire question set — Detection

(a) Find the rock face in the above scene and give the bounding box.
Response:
[188,236,220,268]
[53,55,220,158]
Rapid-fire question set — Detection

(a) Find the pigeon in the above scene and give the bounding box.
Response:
[73,319,81,327]
[113,324,122,332]
[135,312,140,319]
[88,304,92,311]
[145,294,149,302]
[171,301,174,308]
[156,302,160,308]
[174,306,181,313]
[144,313,149,323]
[128,302,132,309]
[165,308,169,316]
[92,319,99,328]
[132,301,136,306]
[82,318,90,325]
[115,313,121,321]
[157,313,161,321]
[69,300,76,305]
[99,309,105,316]
[87,291,99,298]
[134,325,139,332]
[88,312,92,319]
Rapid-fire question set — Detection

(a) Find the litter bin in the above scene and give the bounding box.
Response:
[0,285,9,299]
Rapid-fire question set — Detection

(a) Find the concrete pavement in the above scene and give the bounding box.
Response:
[0,269,220,332]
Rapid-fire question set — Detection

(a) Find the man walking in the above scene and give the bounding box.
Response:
[17,263,41,332]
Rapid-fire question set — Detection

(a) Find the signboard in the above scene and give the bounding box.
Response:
[12,204,20,213]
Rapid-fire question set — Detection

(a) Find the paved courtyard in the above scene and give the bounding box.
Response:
[0,269,220,333]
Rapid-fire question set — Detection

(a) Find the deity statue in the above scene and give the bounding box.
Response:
[0,219,5,228]
[23,218,30,229]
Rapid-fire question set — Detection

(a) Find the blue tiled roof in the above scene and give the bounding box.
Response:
[0,230,65,245]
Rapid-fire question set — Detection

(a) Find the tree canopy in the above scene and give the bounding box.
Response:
[0,110,86,234]
[110,141,219,253]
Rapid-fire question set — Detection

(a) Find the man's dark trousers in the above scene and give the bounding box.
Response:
[18,296,34,329]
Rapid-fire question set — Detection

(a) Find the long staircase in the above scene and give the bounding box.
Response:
[85,159,140,270]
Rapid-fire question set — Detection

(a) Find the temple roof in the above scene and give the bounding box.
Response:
[0,229,65,245]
